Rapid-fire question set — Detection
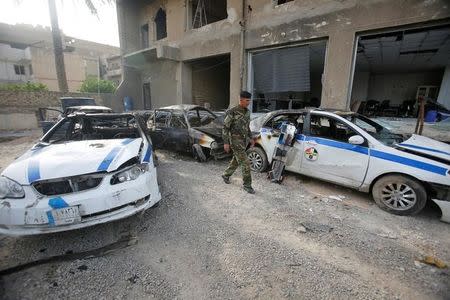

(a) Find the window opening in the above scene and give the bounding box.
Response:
[14,64,25,75]
[276,0,294,5]
[155,111,170,127]
[191,0,227,29]
[155,8,167,40]
[309,115,357,143]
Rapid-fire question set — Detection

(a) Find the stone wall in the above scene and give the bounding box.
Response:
[0,91,120,130]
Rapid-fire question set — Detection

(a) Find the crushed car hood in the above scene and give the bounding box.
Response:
[193,126,223,139]
[1,138,142,185]
[397,134,450,163]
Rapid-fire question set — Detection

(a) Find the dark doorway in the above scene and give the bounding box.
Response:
[155,8,167,40]
[188,54,230,110]
[143,82,152,109]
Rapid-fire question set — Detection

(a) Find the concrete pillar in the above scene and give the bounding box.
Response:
[321,30,356,110]
[177,62,192,105]
[229,39,241,108]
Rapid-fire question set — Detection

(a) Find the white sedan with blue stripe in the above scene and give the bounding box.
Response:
[0,113,161,235]
[248,109,450,222]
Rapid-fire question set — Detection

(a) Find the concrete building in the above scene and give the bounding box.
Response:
[115,0,450,112]
[0,23,121,92]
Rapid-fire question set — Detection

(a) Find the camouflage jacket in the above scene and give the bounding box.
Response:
[222,105,252,145]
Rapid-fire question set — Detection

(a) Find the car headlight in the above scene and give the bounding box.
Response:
[0,176,25,199]
[110,164,149,185]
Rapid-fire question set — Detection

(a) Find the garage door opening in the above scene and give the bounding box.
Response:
[249,40,327,113]
[351,24,450,118]
[189,54,230,110]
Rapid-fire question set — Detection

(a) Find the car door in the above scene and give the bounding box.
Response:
[165,112,191,152]
[259,112,305,172]
[300,113,370,188]
[148,110,171,149]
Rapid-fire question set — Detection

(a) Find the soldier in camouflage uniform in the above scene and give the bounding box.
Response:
[222,91,256,194]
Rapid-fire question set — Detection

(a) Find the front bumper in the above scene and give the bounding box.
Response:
[429,183,450,223]
[0,167,161,236]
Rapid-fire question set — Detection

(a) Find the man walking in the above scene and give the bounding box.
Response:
[222,91,256,194]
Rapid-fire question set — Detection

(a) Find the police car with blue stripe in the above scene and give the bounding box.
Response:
[0,113,161,235]
[247,109,450,223]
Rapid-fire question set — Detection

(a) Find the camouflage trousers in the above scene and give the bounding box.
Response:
[223,139,252,188]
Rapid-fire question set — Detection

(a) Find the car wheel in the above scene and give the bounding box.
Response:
[247,147,268,172]
[192,144,207,162]
[372,175,427,215]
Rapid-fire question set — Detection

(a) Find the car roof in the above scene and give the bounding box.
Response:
[254,108,357,124]
[159,104,206,111]
[66,105,112,111]
[66,112,136,119]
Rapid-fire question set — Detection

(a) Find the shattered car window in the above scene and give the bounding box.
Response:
[43,115,140,143]
[343,114,404,146]
[310,115,357,143]
[187,108,217,127]
[170,113,187,129]
[155,111,170,127]
[267,113,303,131]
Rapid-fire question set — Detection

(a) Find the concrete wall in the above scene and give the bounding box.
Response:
[0,91,117,130]
[117,0,450,110]
[367,71,443,105]
[437,65,450,109]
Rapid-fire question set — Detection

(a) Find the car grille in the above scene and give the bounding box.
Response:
[33,174,104,196]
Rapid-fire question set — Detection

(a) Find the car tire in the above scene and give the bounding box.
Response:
[372,174,427,216]
[247,147,268,172]
[192,144,207,162]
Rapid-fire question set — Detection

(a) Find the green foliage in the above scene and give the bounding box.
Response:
[0,82,49,91]
[79,77,116,93]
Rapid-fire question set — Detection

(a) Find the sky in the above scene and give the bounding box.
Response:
[0,0,120,47]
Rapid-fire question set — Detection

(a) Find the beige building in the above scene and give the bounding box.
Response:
[0,23,120,92]
[115,0,450,112]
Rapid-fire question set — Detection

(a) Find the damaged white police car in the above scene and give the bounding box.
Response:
[0,113,161,235]
[248,109,450,223]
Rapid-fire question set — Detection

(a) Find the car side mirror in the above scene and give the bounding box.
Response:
[348,135,365,145]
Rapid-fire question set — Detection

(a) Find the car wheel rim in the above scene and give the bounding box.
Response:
[380,182,417,211]
[248,152,263,171]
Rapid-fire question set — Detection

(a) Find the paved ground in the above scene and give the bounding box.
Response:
[0,134,449,299]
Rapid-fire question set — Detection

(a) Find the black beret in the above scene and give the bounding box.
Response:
[240,91,252,99]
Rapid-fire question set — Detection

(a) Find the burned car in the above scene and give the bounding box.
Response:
[0,113,161,235]
[145,105,228,161]
[248,109,450,222]
[39,97,113,133]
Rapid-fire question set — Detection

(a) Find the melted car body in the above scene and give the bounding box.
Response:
[145,105,229,161]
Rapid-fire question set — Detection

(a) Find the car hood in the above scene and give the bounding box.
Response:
[397,134,450,163]
[1,138,142,185]
[193,126,223,139]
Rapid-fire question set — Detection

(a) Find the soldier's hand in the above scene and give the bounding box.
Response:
[224,144,230,153]
[250,138,256,147]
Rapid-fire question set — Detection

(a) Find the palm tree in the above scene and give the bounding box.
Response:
[47,0,113,93]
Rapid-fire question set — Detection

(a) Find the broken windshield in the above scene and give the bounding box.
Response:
[343,114,404,146]
[42,115,141,144]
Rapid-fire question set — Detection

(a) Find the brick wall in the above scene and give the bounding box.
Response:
[0,91,120,130]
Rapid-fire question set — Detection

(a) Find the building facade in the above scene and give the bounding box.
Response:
[0,23,121,92]
[116,0,450,111]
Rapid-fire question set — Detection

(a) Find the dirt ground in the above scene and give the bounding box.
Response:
[0,134,449,299]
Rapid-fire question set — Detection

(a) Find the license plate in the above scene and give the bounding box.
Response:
[49,206,81,226]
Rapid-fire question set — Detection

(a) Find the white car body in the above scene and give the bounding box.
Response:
[0,113,161,235]
[251,109,450,222]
